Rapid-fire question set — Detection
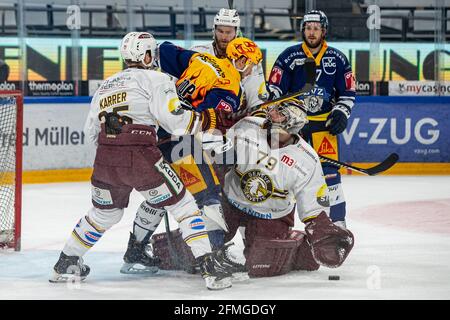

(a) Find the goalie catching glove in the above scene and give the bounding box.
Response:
[304,212,354,268]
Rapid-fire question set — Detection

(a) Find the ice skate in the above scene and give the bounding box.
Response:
[197,252,233,290]
[49,252,90,283]
[120,233,160,275]
[216,243,249,282]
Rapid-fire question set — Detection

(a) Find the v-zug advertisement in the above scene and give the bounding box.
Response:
[340,97,449,163]
[18,96,449,173]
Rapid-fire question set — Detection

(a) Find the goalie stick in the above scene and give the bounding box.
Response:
[319,153,399,176]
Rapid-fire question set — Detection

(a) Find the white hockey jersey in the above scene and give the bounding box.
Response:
[85,68,200,145]
[190,42,268,108]
[223,116,330,222]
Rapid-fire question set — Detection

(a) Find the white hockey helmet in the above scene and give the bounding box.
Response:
[120,32,157,68]
[213,8,241,30]
[267,99,309,133]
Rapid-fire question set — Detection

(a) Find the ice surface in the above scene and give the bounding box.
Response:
[1,176,449,299]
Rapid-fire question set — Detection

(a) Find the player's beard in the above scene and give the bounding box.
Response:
[213,36,228,58]
[305,36,323,49]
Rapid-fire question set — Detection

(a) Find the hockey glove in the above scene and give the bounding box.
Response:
[326,108,348,135]
[201,109,235,134]
[304,212,354,268]
[100,112,131,135]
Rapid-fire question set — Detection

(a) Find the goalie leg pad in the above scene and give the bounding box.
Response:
[151,229,197,273]
[246,237,299,277]
[243,211,294,257]
[288,230,320,271]
[243,212,296,277]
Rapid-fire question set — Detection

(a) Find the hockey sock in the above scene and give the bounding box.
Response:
[133,201,166,243]
[63,215,105,257]
[207,229,225,251]
[178,214,212,258]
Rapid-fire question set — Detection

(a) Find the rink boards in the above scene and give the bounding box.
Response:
[19,96,450,183]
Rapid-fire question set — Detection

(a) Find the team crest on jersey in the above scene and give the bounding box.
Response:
[269,67,283,85]
[303,87,329,113]
[322,57,336,75]
[240,170,275,203]
[305,95,322,113]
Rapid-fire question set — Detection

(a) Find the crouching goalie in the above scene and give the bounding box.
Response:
[127,99,354,278]
[219,99,354,276]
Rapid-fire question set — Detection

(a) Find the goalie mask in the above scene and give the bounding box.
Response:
[267,99,309,133]
[120,32,157,68]
[226,37,262,72]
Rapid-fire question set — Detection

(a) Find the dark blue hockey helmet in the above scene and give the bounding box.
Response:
[301,10,328,36]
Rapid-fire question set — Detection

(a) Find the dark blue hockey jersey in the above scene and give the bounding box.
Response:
[267,41,355,120]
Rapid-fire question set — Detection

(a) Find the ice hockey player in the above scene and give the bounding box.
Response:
[190,8,268,109]
[221,99,354,276]
[49,32,236,290]
[141,99,354,277]
[267,10,356,229]
[183,8,268,271]
[121,37,263,277]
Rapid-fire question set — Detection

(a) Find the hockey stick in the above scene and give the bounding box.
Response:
[233,57,316,119]
[163,212,185,270]
[164,213,198,274]
[319,153,399,176]
[259,57,316,108]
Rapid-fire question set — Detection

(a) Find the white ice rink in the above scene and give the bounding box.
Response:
[1,175,449,300]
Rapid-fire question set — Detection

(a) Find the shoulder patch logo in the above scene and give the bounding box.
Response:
[216,99,233,112]
[269,66,283,85]
[344,71,356,91]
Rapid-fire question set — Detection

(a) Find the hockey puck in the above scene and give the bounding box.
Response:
[328,275,340,281]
